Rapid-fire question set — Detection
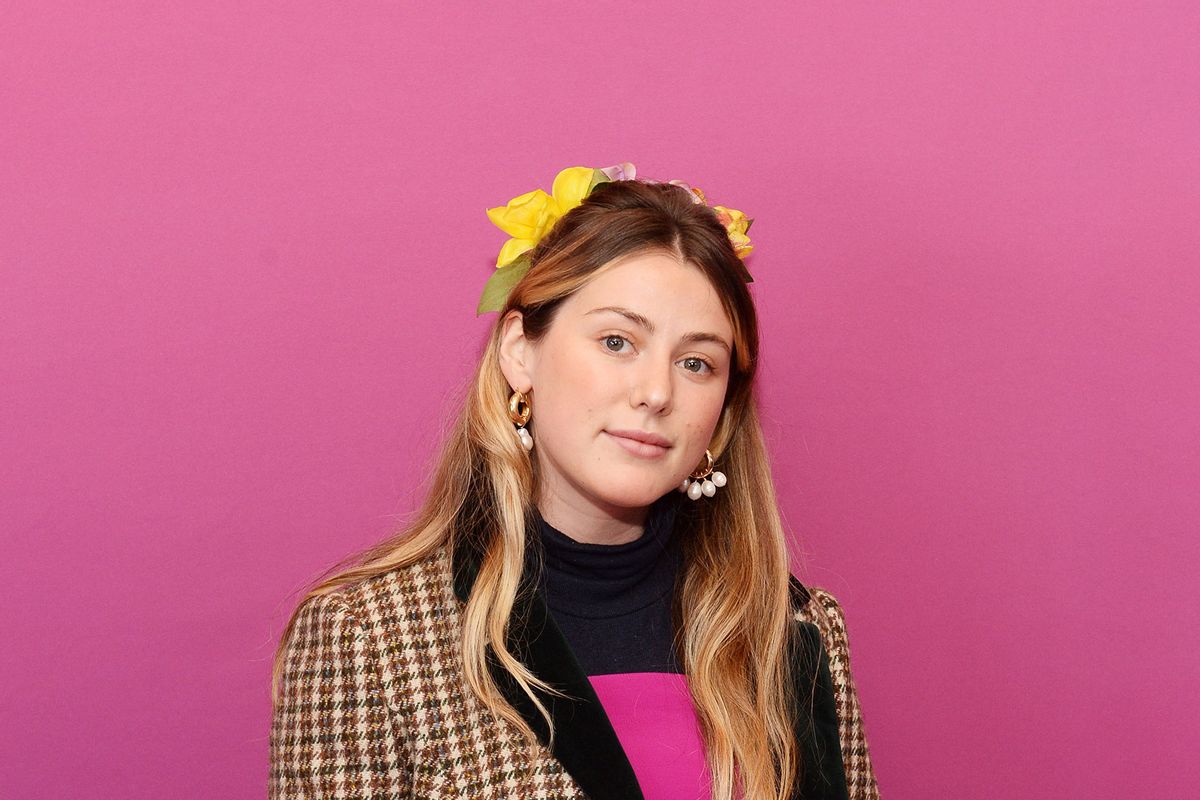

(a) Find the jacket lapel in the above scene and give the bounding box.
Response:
[452,527,646,800]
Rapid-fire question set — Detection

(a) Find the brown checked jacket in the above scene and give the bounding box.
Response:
[269,535,881,799]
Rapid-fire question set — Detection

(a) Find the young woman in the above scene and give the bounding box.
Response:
[269,165,880,800]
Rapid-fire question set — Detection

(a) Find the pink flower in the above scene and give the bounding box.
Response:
[598,162,637,182]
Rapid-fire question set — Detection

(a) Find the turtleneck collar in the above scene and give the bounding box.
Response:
[529,491,683,619]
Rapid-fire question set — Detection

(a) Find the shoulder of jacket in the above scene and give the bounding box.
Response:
[293,543,453,631]
[789,575,851,639]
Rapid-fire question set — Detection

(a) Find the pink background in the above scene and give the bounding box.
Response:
[3,2,1197,798]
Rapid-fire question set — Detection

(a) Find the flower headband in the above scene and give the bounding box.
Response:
[477,162,754,315]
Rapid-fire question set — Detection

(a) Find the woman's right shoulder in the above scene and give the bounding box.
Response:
[286,541,456,638]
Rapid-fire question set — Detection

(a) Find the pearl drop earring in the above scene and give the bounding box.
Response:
[508,389,533,451]
[678,449,727,500]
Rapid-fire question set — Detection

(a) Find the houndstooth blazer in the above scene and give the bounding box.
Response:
[269,534,881,799]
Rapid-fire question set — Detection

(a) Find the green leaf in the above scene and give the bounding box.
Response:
[586,168,612,196]
[476,255,531,315]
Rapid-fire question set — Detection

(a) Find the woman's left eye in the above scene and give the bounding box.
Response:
[681,357,714,375]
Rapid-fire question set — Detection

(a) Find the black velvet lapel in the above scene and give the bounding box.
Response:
[452,526,645,800]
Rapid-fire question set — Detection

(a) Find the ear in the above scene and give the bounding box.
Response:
[498,310,536,393]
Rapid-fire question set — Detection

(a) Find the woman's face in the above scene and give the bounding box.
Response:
[500,251,734,520]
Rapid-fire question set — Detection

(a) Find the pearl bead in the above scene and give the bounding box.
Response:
[701,479,716,497]
[687,481,703,500]
[712,471,726,487]
[679,479,691,493]
[517,428,533,451]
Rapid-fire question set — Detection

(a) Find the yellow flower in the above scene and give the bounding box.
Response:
[713,205,754,259]
[550,166,596,214]
[485,166,600,267]
[485,188,559,267]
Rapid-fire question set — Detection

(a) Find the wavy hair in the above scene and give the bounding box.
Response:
[271,179,802,799]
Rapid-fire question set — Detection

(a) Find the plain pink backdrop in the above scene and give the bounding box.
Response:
[3,2,1197,798]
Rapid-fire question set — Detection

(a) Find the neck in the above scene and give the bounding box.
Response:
[534,488,650,546]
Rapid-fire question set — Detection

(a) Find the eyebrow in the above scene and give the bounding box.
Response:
[584,305,731,353]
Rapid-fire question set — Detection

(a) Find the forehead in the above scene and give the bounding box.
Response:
[559,252,734,338]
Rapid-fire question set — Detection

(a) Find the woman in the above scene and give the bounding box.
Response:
[269,164,880,800]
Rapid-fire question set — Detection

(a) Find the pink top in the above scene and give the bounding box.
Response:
[588,671,712,799]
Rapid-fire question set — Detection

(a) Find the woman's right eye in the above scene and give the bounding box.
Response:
[603,334,630,353]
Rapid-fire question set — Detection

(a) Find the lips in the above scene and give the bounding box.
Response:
[604,430,671,459]
[606,429,671,447]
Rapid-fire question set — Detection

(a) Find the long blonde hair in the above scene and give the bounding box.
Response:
[271,179,802,799]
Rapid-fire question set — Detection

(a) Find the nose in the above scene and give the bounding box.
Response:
[629,353,673,415]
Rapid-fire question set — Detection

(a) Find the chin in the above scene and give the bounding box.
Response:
[589,477,674,510]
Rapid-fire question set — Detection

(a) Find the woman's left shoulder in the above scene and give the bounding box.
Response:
[788,575,851,633]
[786,573,883,799]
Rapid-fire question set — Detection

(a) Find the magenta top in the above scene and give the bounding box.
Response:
[588,671,712,799]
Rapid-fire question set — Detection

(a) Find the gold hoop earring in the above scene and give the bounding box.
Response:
[678,448,727,500]
[508,390,533,451]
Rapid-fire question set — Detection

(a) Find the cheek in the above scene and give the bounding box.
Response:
[546,343,614,401]
[533,349,605,433]
[677,395,726,455]
[692,386,727,433]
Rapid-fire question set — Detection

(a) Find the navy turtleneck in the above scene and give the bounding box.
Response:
[529,491,685,676]
[527,491,717,796]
